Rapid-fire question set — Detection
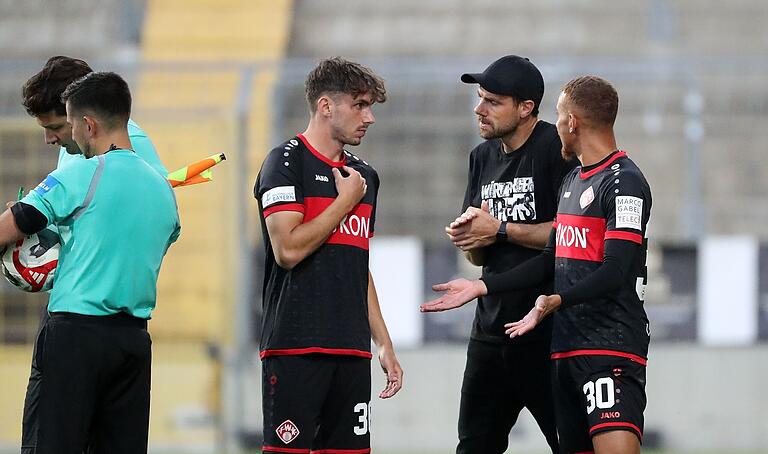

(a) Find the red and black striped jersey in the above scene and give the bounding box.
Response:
[551,151,652,361]
[254,134,378,360]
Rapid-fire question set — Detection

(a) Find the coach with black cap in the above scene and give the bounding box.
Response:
[423,55,576,453]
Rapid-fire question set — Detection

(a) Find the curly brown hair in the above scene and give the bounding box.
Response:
[562,76,618,127]
[305,57,386,112]
[22,56,93,117]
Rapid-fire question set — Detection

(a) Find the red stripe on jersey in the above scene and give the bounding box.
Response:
[551,349,648,366]
[555,214,606,262]
[260,347,373,360]
[605,230,643,244]
[304,197,373,250]
[580,151,627,179]
[297,134,346,168]
[552,221,559,228]
[589,421,643,438]
[263,446,310,453]
[263,203,305,218]
[311,449,372,454]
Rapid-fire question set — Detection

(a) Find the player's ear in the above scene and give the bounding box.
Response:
[317,96,332,118]
[83,115,97,135]
[568,113,577,134]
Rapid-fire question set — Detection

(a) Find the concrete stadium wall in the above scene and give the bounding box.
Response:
[229,344,768,453]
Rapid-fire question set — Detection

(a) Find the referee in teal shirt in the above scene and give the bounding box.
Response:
[0,72,180,453]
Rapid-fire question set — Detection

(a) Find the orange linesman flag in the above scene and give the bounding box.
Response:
[167,153,226,187]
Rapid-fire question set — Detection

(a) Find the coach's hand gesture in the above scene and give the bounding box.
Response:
[333,165,366,210]
[504,294,561,338]
[420,278,487,312]
[446,201,499,251]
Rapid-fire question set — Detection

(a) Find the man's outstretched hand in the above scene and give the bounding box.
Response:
[420,278,487,313]
[504,294,561,338]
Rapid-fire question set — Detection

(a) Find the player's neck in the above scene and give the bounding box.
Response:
[88,130,132,158]
[302,122,344,162]
[575,131,617,167]
[500,117,538,154]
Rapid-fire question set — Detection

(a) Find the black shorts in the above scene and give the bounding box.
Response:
[262,354,371,453]
[552,354,647,453]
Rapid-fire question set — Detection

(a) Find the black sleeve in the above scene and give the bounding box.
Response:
[10,202,48,235]
[461,149,479,212]
[481,227,556,293]
[558,239,639,308]
[254,144,304,216]
[369,168,380,234]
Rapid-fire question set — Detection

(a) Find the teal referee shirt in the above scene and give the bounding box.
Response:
[21,148,181,319]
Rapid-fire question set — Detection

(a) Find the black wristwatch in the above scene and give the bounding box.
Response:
[496,221,508,243]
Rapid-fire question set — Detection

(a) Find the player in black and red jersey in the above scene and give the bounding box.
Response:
[254,57,403,454]
[422,75,651,454]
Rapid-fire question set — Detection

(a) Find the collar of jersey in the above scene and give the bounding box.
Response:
[579,150,626,179]
[297,133,347,167]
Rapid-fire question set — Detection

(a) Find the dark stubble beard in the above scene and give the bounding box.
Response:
[561,146,575,161]
[479,118,519,141]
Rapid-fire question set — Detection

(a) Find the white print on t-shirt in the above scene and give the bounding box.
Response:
[262,186,296,208]
[481,177,536,221]
[615,196,643,230]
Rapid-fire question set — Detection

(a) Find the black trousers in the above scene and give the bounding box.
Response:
[21,309,48,454]
[457,338,560,454]
[31,312,152,454]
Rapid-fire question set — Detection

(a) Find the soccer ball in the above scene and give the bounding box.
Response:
[1,227,59,292]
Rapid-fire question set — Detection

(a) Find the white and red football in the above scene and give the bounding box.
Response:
[1,227,59,292]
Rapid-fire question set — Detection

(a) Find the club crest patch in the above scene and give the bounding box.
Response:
[579,186,595,209]
[276,419,300,444]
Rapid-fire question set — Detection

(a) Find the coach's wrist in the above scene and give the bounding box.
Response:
[495,220,508,243]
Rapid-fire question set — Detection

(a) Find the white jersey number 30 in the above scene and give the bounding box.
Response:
[583,377,616,414]
[353,402,370,435]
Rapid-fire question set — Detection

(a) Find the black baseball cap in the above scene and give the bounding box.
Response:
[461,55,544,107]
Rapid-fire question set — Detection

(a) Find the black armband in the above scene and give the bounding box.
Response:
[10,202,48,235]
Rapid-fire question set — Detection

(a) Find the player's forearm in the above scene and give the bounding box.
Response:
[558,239,639,308]
[0,208,24,248]
[506,221,553,250]
[367,272,394,350]
[271,199,356,269]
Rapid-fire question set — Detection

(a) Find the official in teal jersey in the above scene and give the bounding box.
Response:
[57,118,167,174]
[18,56,168,454]
[0,71,180,454]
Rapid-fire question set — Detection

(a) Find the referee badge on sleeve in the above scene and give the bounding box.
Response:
[33,175,60,196]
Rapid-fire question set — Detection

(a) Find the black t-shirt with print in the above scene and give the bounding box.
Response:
[462,121,576,343]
